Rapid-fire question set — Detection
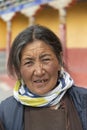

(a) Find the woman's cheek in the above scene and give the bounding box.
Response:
[20,68,30,80]
[46,62,59,75]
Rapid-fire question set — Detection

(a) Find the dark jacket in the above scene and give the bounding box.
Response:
[0,85,87,130]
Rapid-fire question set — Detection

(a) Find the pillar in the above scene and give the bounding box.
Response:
[6,20,12,61]
[59,8,67,64]
[21,6,39,26]
[28,15,35,26]
[1,12,15,68]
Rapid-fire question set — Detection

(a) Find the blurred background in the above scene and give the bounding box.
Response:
[0,0,87,101]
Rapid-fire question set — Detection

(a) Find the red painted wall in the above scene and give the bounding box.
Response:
[67,48,87,88]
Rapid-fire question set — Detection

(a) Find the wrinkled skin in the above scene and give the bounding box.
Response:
[20,40,61,95]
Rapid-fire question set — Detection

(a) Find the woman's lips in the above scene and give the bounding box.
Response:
[33,79,48,86]
[34,79,48,83]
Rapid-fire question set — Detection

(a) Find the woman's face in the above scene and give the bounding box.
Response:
[20,40,61,95]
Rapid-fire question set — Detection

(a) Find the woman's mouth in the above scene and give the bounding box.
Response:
[34,79,48,83]
[33,79,48,86]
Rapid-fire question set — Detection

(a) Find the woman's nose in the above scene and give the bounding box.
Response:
[34,62,45,76]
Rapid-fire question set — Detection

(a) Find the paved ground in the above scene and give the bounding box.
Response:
[0,75,15,102]
[0,82,13,102]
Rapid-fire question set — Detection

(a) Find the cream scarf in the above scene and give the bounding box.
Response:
[13,70,74,107]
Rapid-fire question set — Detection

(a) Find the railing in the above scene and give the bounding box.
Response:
[0,0,33,10]
[0,0,53,15]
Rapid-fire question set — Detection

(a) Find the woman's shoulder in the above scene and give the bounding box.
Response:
[0,96,23,114]
[0,96,23,117]
[68,84,87,113]
[69,85,87,130]
[0,96,23,130]
[0,96,20,109]
[0,96,16,104]
[69,84,87,95]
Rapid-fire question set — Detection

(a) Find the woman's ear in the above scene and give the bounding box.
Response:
[17,72,22,80]
[20,79,25,86]
[58,70,61,78]
[59,51,64,67]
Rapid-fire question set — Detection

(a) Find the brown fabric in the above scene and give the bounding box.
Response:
[24,106,66,130]
[24,93,83,130]
[0,120,4,130]
[62,93,83,130]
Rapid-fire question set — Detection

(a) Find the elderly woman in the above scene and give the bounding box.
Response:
[0,25,87,130]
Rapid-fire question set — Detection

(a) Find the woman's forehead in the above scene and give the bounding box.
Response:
[21,40,54,54]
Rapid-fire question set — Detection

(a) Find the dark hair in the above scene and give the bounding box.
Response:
[7,24,63,78]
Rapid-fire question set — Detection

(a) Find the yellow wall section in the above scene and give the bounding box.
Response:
[11,12,29,44]
[35,6,59,36]
[67,2,87,48]
[0,2,87,49]
[0,19,6,49]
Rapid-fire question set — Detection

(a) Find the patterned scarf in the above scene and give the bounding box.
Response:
[13,70,74,107]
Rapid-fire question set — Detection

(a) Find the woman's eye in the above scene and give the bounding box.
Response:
[42,58,50,62]
[24,61,33,66]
